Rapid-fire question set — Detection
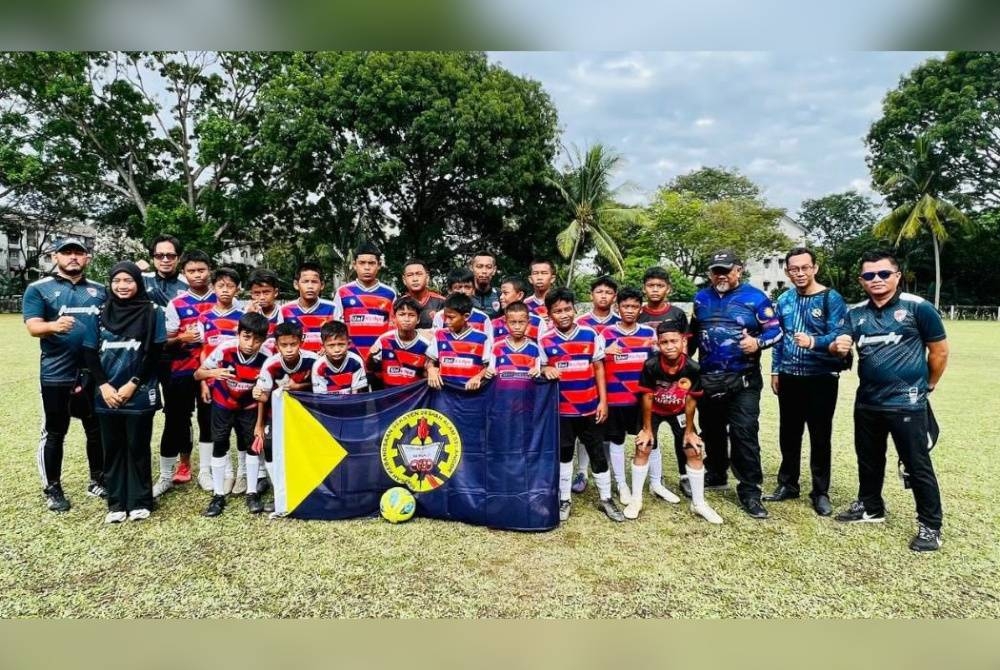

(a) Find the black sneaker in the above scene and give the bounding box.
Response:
[704,472,729,490]
[44,483,71,512]
[559,499,572,521]
[86,481,108,499]
[679,476,693,499]
[597,498,626,522]
[256,477,271,496]
[834,499,885,523]
[909,524,942,552]
[246,492,264,515]
[739,497,769,519]
[202,494,227,517]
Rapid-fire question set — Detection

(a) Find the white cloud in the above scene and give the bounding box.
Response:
[694,117,715,128]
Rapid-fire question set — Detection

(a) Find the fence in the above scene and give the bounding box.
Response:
[0,295,22,313]
[943,305,1000,321]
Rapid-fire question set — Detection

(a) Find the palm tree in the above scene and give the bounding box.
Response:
[874,134,970,309]
[548,144,641,285]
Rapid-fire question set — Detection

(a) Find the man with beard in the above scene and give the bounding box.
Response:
[689,249,782,519]
[23,237,108,511]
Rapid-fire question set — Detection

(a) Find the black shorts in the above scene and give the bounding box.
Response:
[605,404,640,444]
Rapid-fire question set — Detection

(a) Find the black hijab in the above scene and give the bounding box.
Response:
[102,261,154,340]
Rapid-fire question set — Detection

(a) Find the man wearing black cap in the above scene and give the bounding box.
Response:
[688,249,783,518]
[23,237,108,512]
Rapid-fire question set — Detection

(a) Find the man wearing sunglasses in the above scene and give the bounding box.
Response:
[766,246,848,516]
[830,250,949,552]
[689,249,783,519]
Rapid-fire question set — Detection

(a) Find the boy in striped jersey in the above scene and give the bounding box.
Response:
[426,292,493,391]
[539,288,624,522]
[311,320,369,394]
[279,261,337,354]
[251,322,317,514]
[162,250,218,493]
[431,268,494,339]
[195,312,270,518]
[492,276,544,345]
[193,267,248,493]
[486,301,542,382]
[333,241,396,362]
[246,268,282,347]
[525,259,556,320]
[571,275,621,494]
[603,288,680,506]
[367,296,430,387]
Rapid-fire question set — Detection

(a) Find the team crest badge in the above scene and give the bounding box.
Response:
[764,307,775,318]
[677,378,692,390]
[811,308,823,318]
[381,409,462,492]
[893,309,908,323]
[87,287,98,297]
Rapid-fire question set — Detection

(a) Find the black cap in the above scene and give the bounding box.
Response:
[708,249,740,270]
[51,237,89,253]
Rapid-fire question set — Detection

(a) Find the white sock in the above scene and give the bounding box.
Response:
[198,442,213,474]
[211,456,227,496]
[594,470,612,500]
[159,456,177,482]
[687,465,706,507]
[576,443,590,476]
[246,455,260,494]
[648,448,663,485]
[559,462,573,501]
[236,450,246,477]
[263,459,273,478]
[609,442,627,487]
[632,463,649,497]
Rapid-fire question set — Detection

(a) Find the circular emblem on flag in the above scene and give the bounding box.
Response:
[381,409,462,492]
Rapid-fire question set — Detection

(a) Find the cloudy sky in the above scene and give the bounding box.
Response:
[489,51,940,216]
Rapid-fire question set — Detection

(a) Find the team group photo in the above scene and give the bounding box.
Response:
[2,50,998,618]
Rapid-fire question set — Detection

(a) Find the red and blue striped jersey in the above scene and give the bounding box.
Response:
[256,351,318,419]
[278,299,337,354]
[311,352,368,395]
[164,289,217,379]
[539,326,605,417]
[491,312,545,346]
[524,295,548,320]
[602,323,656,406]
[427,327,493,387]
[490,339,542,380]
[333,280,397,360]
[432,307,495,339]
[368,330,430,387]
[198,303,244,363]
[202,342,268,411]
[577,310,621,335]
[259,304,281,350]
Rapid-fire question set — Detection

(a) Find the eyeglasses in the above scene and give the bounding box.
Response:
[153,253,178,261]
[785,265,814,275]
[859,270,898,281]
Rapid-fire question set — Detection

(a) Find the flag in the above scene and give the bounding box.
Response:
[270,377,560,531]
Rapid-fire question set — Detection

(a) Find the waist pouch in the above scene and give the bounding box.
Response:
[701,371,748,399]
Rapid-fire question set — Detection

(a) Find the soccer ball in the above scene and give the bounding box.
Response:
[380,487,416,523]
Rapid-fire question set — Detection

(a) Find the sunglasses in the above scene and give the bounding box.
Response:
[860,270,897,281]
[153,253,178,260]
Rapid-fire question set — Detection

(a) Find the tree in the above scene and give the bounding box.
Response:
[664,166,762,203]
[873,134,970,308]
[867,51,1000,216]
[265,51,563,280]
[548,143,639,285]
[644,189,791,281]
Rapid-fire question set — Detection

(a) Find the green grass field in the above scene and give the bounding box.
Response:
[1,313,998,618]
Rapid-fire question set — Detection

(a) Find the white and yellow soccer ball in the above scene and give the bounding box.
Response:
[380,487,416,523]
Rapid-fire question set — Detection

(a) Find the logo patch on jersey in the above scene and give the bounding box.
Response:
[894,309,908,323]
[764,307,775,318]
[381,410,462,493]
[811,308,823,318]
[677,377,692,390]
[87,287,98,297]
[491,300,500,312]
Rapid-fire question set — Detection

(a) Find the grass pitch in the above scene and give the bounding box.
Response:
[1,314,998,617]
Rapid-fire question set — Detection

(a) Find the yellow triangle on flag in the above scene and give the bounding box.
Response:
[283,394,349,514]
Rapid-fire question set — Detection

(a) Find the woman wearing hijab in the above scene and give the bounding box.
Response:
[83,261,166,523]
